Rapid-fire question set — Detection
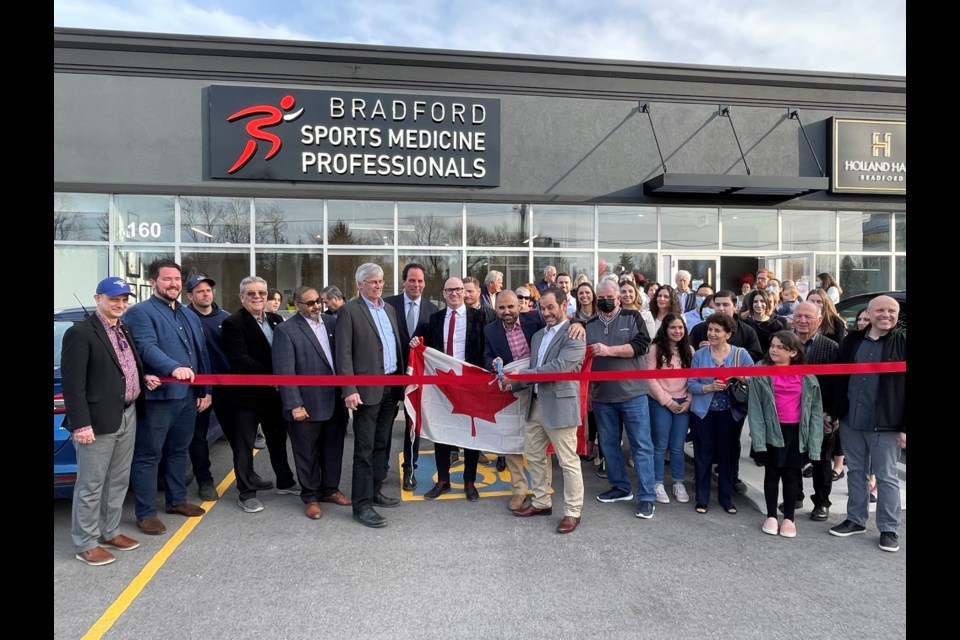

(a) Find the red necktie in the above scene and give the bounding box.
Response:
[446,309,456,356]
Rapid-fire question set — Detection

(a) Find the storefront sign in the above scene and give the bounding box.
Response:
[830,118,906,195]
[205,85,500,186]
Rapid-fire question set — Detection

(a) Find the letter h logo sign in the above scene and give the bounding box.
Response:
[871,132,892,158]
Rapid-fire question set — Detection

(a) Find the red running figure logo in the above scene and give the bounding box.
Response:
[226,95,304,174]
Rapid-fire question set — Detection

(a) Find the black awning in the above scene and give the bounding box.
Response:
[643,173,829,198]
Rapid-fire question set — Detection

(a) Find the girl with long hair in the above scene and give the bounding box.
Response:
[816,272,843,304]
[651,284,682,332]
[806,288,847,342]
[748,331,823,538]
[646,312,695,504]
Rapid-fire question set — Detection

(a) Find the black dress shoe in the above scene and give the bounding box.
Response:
[353,508,387,528]
[464,483,480,502]
[810,505,829,521]
[424,481,451,500]
[802,464,814,478]
[496,456,507,472]
[373,491,400,508]
[402,471,417,491]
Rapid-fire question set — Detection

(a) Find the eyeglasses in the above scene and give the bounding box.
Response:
[244,290,268,298]
[516,295,531,300]
[362,279,384,286]
[299,298,321,306]
[443,287,464,294]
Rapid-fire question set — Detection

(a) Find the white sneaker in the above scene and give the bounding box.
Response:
[654,483,670,504]
[672,482,690,503]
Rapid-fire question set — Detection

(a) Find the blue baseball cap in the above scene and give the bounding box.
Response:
[186,274,216,292]
[96,277,135,297]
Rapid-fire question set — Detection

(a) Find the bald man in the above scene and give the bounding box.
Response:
[828,295,905,552]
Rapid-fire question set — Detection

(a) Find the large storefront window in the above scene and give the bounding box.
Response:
[398,201,461,246]
[895,256,906,290]
[180,196,251,244]
[599,251,658,283]
[661,208,719,250]
[721,209,778,250]
[782,210,836,251]
[54,246,108,310]
[115,195,176,244]
[328,200,394,245]
[839,255,890,297]
[894,212,906,251]
[840,211,891,251]
[598,206,657,250]
[254,198,323,246]
[114,247,176,296]
[54,193,109,241]
[533,253,595,285]
[466,203,528,246]
[255,250,325,314]
[179,248,252,310]
[466,251,528,294]
[531,204,593,249]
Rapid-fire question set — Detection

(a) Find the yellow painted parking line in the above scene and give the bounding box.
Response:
[81,460,245,640]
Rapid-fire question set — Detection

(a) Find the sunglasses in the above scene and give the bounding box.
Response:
[299,298,322,307]
[516,295,532,300]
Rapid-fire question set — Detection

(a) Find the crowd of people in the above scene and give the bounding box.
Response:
[60,261,905,566]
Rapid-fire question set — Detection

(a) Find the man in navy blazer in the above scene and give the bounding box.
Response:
[383,263,438,491]
[411,277,488,502]
[218,276,297,514]
[123,259,212,536]
[272,286,351,520]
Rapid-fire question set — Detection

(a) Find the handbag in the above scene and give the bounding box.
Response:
[727,347,750,413]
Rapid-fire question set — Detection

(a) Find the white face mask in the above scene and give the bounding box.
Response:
[701,307,716,319]
[816,279,822,288]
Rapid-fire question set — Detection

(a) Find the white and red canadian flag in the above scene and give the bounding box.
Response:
[404,344,591,455]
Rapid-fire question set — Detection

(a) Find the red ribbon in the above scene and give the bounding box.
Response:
[164,361,904,386]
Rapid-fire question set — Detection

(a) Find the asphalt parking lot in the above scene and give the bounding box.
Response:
[54,424,906,640]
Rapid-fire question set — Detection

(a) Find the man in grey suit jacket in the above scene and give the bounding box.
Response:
[503,288,586,534]
[273,286,351,521]
[336,263,404,528]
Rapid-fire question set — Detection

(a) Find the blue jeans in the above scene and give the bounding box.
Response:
[593,395,655,502]
[131,397,197,520]
[841,428,902,532]
[648,397,689,484]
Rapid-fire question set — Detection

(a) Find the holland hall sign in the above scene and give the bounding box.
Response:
[205,85,501,186]
[830,118,906,195]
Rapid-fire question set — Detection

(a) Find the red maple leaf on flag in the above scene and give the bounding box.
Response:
[435,368,519,436]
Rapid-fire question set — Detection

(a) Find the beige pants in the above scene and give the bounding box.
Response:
[523,397,584,517]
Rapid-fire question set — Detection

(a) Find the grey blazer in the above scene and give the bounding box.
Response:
[335,296,403,405]
[519,324,586,428]
[272,313,340,422]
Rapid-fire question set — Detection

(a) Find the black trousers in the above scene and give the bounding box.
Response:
[766,464,801,520]
[804,431,837,508]
[434,443,479,484]
[217,393,294,500]
[189,394,216,487]
[352,386,401,513]
[287,402,348,504]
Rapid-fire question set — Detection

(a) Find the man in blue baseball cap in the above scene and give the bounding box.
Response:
[62,277,161,564]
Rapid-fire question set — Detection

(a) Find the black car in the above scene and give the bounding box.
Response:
[834,291,906,332]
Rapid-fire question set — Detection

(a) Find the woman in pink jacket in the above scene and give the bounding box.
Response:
[645,312,696,504]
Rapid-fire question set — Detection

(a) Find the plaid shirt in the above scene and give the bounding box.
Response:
[503,321,531,361]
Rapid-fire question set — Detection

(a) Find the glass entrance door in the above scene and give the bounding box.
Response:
[664,255,720,292]
[760,252,816,297]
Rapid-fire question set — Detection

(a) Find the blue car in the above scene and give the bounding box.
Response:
[53,307,224,498]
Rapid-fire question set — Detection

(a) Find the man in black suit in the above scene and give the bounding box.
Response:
[674,270,698,313]
[62,278,160,565]
[272,286,351,520]
[479,269,504,310]
[463,276,497,324]
[336,263,404,528]
[410,277,488,502]
[218,276,298,514]
[383,263,438,490]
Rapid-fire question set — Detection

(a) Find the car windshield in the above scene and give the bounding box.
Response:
[54,322,72,369]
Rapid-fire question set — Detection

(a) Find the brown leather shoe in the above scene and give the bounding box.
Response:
[512,503,552,517]
[99,534,140,551]
[320,491,352,506]
[556,516,581,534]
[76,547,116,566]
[508,494,528,511]
[304,502,323,520]
[165,502,206,517]
[137,516,167,535]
